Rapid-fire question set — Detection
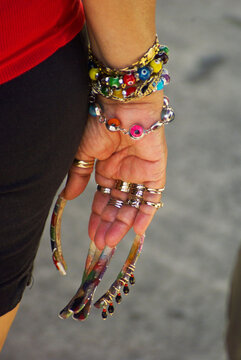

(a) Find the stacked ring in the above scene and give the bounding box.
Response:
[129,184,145,198]
[125,197,142,209]
[115,180,131,193]
[97,185,111,194]
[73,159,95,169]
[108,198,124,209]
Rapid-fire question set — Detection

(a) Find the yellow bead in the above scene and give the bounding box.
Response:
[89,68,99,80]
[149,59,163,73]
[113,88,123,99]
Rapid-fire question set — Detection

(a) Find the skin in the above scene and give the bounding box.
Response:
[63,92,167,250]
[1,0,168,348]
[0,304,19,352]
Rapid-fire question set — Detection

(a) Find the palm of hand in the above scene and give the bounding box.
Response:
[63,92,167,249]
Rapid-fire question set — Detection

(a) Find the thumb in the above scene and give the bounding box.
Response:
[62,163,94,200]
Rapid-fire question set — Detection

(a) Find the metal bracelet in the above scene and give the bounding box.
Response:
[89,97,175,141]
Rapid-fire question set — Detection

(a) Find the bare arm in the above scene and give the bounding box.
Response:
[82,0,156,68]
[63,0,168,249]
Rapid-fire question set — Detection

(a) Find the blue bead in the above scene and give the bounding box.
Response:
[89,104,98,116]
[157,79,164,91]
[138,66,151,81]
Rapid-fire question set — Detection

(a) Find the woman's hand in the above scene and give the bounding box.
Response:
[62,91,167,250]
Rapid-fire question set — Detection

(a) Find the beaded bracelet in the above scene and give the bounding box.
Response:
[88,35,170,102]
[89,96,175,140]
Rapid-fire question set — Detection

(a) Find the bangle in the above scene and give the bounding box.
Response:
[89,96,175,140]
[88,35,167,74]
[88,35,170,102]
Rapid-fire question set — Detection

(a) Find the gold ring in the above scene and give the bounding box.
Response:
[145,186,165,194]
[97,185,111,194]
[142,200,164,209]
[73,159,95,169]
[115,180,131,193]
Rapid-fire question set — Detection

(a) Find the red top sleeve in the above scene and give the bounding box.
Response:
[0,0,85,85]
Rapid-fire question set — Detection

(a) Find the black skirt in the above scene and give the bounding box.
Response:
[0,29,89,316]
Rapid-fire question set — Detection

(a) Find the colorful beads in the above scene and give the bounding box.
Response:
[90,98,175,140]
[159,45,169,54]
[156,52,169,64]
[129,274,135,285]
[123,86,136,97]
[129,124,144,139]
[138,66,151,81]
[89,104,101,117]
[115,293,122,304]
[88,37,170,102]
[102,308,108,319]
[109,76,121,88]
[108,303,115,314]
[123,283,130,295]
[156,79,164,91]
[89,68,99,81]
[113,88,123,99]
[161,73,170,86]
[101,86,110,97]
[149,59,163,73]
[106,118,121,132]
[123,73,136,86]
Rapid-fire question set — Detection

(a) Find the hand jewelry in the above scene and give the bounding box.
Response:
[73,159,95,169]
[50,194,146,321]
[89,96,175,140]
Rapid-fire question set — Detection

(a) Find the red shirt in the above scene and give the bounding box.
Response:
[0,0,85,85]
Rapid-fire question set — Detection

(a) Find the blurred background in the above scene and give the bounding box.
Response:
[2,0,241,359]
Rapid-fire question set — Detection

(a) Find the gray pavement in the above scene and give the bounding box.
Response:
[2,1,241,359]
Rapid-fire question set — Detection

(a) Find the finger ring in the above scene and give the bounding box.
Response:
[125,197,142,209]
[115,180,131,193]
[130,184,145,198]
[97,185,111,194]
[108,198,124,209]
[142,200,164,209]
[145,186,165,194]
[73,159,95,169]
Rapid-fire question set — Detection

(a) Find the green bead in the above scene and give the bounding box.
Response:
[101,86,109,96]
[109,76,121,88]
[159,46,169,55]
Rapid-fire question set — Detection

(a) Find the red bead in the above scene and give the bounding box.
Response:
[123,74,136,86]
[125,87,136,97]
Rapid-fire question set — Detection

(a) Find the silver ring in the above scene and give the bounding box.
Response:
[129,184,145,198]
[145,186,165,195]
[142,200,164,209]
[108,198,124,209]
[125,197,142,209]
[97,185,111,194]
[115,180,131,193]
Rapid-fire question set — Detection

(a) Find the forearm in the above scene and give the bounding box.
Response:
[82,0,156,68]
